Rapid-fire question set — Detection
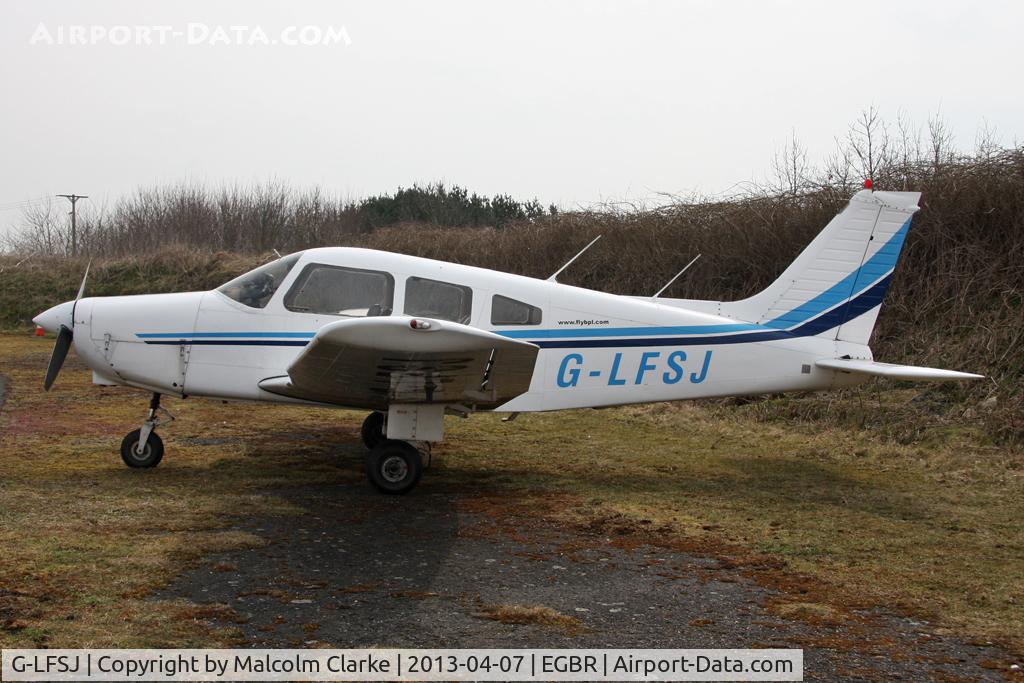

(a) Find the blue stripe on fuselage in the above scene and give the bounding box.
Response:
[135,224,906,348]
[136,276,891,349]
[137,331,315,339]
[497,323,764,339]
[142,339,311,346]
[521,275,890,348]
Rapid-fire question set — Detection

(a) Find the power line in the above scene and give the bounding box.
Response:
[0,194,48,202]
[0,195,49,203]
[0,197,49,210]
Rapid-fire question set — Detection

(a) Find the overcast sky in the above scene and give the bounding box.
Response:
[1,0,1021,236]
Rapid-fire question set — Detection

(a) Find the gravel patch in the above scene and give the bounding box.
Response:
[159,483,1014,681]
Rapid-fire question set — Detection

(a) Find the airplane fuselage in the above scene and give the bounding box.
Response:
[67,246,870,413]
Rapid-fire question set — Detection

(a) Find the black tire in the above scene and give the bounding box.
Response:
[365,440,422,494]
[361,411,385,450]
[120,428,164,468]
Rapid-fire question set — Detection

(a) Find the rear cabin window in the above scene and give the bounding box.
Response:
[491,295,542,325]
[284,264,394,317]
[404,277,473,324]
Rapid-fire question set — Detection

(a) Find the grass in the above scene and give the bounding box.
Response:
[473,605,584,633]
[0,334,354,646]
[0,333,1021,652]
[442,402,1024,651]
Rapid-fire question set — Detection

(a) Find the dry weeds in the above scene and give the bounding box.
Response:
[473,604,584,634]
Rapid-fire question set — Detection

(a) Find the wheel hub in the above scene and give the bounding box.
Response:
[380,455,408,483]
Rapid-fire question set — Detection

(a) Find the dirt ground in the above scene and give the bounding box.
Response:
[1,333,1022,681]
[155,477,1012,681]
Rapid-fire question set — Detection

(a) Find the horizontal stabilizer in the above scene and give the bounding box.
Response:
[815,358,984,382]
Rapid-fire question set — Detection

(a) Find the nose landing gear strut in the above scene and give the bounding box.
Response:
[120,392,173,468]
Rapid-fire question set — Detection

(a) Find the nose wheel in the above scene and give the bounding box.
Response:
[120,393,173,468]
[120,428,164,468]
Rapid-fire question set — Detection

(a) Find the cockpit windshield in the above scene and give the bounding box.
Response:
[217,252,302,308]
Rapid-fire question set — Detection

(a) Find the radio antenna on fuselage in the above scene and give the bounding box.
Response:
[546,235,602,283]
[651,253,701,299]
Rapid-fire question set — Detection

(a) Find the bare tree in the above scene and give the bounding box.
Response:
[823,142,855,194]
[975,118,1001,161]
[928,110,955,173]
[846,105,891,184]
[895,110,923,189]
[771,130,810,197]
[6,198,64,255]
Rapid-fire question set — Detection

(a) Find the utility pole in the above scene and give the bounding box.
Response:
[56,193,88,257]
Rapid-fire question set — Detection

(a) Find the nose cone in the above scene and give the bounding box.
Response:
[33,300,75,333]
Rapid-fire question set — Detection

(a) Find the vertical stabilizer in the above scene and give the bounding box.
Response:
[715,190,921,345]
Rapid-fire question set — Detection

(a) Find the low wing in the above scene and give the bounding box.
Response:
[259,316,539,410]
[815,358,984,381]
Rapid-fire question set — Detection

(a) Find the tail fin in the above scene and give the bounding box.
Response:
[717,189,920,345]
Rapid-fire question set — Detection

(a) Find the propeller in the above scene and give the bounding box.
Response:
[43,325,73,391]
[41,261,90,391]
[76,260,90,300]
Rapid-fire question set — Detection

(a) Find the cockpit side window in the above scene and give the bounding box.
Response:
[284,264,395,317]
[217,253,301,309]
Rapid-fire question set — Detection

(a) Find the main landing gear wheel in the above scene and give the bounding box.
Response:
[361,411,385,450]
[120,428,164,468]
[365,440,423,495]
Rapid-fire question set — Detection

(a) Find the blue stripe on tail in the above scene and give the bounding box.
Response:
[761,217,910,329]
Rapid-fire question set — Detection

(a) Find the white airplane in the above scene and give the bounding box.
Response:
[34,189,982,494]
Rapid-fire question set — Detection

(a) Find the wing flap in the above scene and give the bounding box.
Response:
[259,317,539,409]
[816,358,983,381]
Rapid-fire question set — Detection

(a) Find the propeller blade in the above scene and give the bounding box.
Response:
[43,324,73,391]
[76,260,91,301]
